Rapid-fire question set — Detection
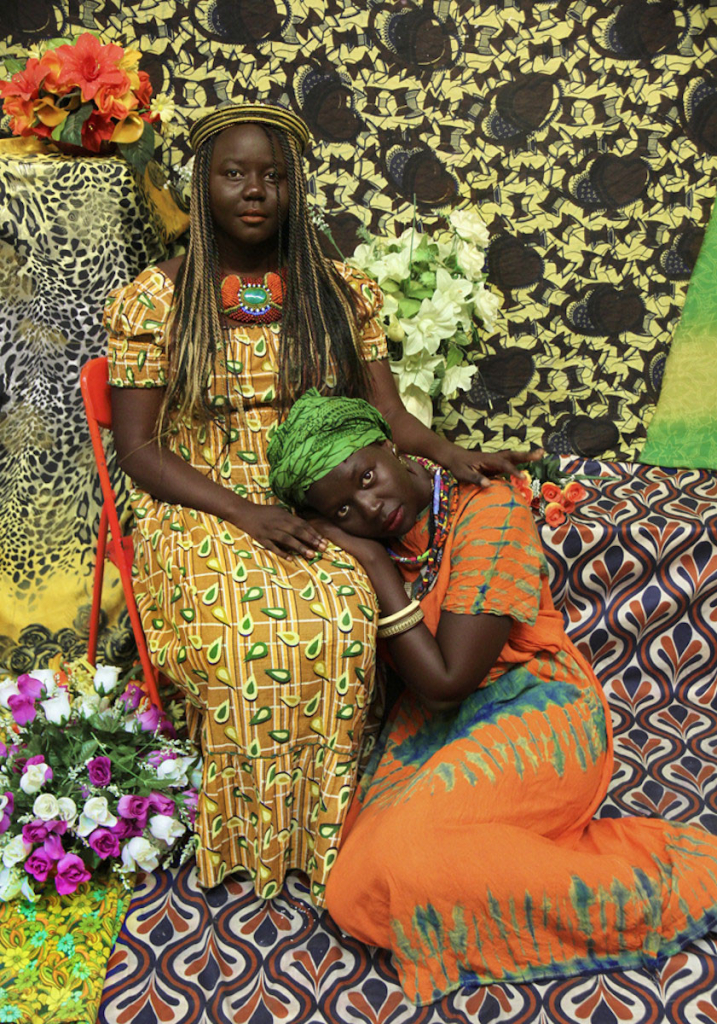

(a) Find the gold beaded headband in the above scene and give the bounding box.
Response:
[188,103,311,153]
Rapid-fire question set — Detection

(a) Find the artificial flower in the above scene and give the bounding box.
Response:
[55,33,128,102]
[0,867,23,901]
[19,759,53,795]
[33,95,68,128]
[456,240,486,282]
[121,835,161,872]
[88,828,121,860]
[0,57,46,101]
[563,481,588,503]
[110,112,146,145]
[148,791,176,816]
[544,501,567,528]
[57,797,78,824]
[442,363,477,399]
[149,813,185,846]
[149,93,176,123]
[541,482,562,503]
[24,849,53,882]
[117,794,150,824]
[93,664,120,695]
[33,793,60,820]
[41,688,71,724]
[471,282,501,327]
[54,852,91,895]
[2,836,31,868]
[449,208,490,247]
[87,756,112,786]
[76,796,118,836]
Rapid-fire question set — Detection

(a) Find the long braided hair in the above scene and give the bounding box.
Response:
[158,121,371,442]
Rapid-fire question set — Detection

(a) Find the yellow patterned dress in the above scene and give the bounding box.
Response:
[104,263,384,905]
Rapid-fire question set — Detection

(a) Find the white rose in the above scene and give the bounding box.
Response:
[79,692,102,719]
[41,689,71,725]
[442,364,478,398]
[33,793,60,820]
[373,248,412,286]
[57,797,78,825]
[156,758,189,786]
[0,866,22,901]
[19,763,51,795]
[122,836,161,872]
[472,283,501,329]
[456,240,486,282]
[449,208,490,247]
[0,794,9,815]
[0,680,19,710]
[94,665,121,696]
[149,814,186,847]
[2,835,31,867]
[76,796,118,837]
[20,877,39,902]
[28,669,57,696]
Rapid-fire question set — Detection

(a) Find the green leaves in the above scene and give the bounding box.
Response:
[117,120,158,176]
[52,101,93,144]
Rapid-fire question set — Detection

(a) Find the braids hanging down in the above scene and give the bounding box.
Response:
[158,136,226,443]
[270,130,371,414]
[157,112,372,442]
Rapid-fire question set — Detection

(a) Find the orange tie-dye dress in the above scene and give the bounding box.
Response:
[326,478,717,1004]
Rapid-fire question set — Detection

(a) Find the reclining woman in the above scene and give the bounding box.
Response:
[268,389,717,1005]
[105,102,534,906]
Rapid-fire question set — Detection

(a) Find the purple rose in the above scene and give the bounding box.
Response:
[47,820,67,836]
[0,741,7,758]
[0,792,14,835]
[148,791,175,816]
[25,848,53,882]
[8,693,37,726]
[137,705,161,732]
[119,684,144,711]
[147,750,174,769]
[87,756,112,787]
[117,795,150,825]
[17,675,42,701]
[43,833,64,861]
[25,755,46,767]
[110,818,142,839]
[54,853,91,895]
[181,789,199,825]
[22,820,49,844]
[88,828,121,860]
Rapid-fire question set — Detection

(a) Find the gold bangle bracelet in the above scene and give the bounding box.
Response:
[377,607,424,639]
[377,599,420,628]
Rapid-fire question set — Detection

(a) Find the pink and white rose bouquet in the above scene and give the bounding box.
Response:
[0,660,200,902]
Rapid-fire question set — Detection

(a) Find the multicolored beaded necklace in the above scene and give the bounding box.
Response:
[387,456,458,600]
[220,269,286,324]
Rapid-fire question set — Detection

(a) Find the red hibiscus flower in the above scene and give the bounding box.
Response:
[80,110,116,152]
[134,70,153,108]
[55,33,128,102]
[0,57,46,101]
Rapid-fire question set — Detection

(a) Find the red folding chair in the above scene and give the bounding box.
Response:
[80,356,163,709]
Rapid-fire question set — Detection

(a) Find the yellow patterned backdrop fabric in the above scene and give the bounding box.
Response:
[1,1,717,671]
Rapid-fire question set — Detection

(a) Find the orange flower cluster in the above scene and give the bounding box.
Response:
[515,472,588,528]
[0,33,159,167]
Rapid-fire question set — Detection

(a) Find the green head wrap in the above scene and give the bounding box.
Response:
[267,389,392,508]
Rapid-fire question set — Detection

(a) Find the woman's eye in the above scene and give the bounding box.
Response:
[336,505,349,519]
[362,470,373,485]
[226,169,242,178]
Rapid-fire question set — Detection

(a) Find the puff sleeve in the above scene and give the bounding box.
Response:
[103,267,173,388]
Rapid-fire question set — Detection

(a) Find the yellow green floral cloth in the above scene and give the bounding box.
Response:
[105,263,386,906]
[0,876,131,1024]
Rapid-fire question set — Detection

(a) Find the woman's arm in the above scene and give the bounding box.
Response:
[111,385,327,559]
[367,359,540,487]
[315,520,511,704]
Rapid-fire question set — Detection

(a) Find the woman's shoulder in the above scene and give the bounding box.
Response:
[332,260,383,321]
[104,263,177,338]
[454,477,536,530]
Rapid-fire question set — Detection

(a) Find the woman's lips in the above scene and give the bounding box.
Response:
[384,505,404,533]
[240,213,267,223]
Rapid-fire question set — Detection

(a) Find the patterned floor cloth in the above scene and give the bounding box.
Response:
[100,460,717,1024]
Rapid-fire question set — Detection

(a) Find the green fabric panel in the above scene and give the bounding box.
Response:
[640,196,717,469]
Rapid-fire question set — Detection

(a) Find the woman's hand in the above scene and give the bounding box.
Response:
[233,504,328,559]
[441,443,544,488]
[307,516,386,567]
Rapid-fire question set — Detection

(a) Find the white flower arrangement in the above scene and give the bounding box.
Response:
[348,208,500,426]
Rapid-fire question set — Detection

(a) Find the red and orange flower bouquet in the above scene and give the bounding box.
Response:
[0,33,164,172]
[514,455,591,528]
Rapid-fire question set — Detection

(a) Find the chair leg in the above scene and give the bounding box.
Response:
[87,507,109,667]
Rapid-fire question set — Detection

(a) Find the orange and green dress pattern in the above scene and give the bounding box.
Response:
[104,263,386,906]
[325,480,717,1002]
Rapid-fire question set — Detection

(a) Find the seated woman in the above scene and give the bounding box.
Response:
[268,389,717,1005]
